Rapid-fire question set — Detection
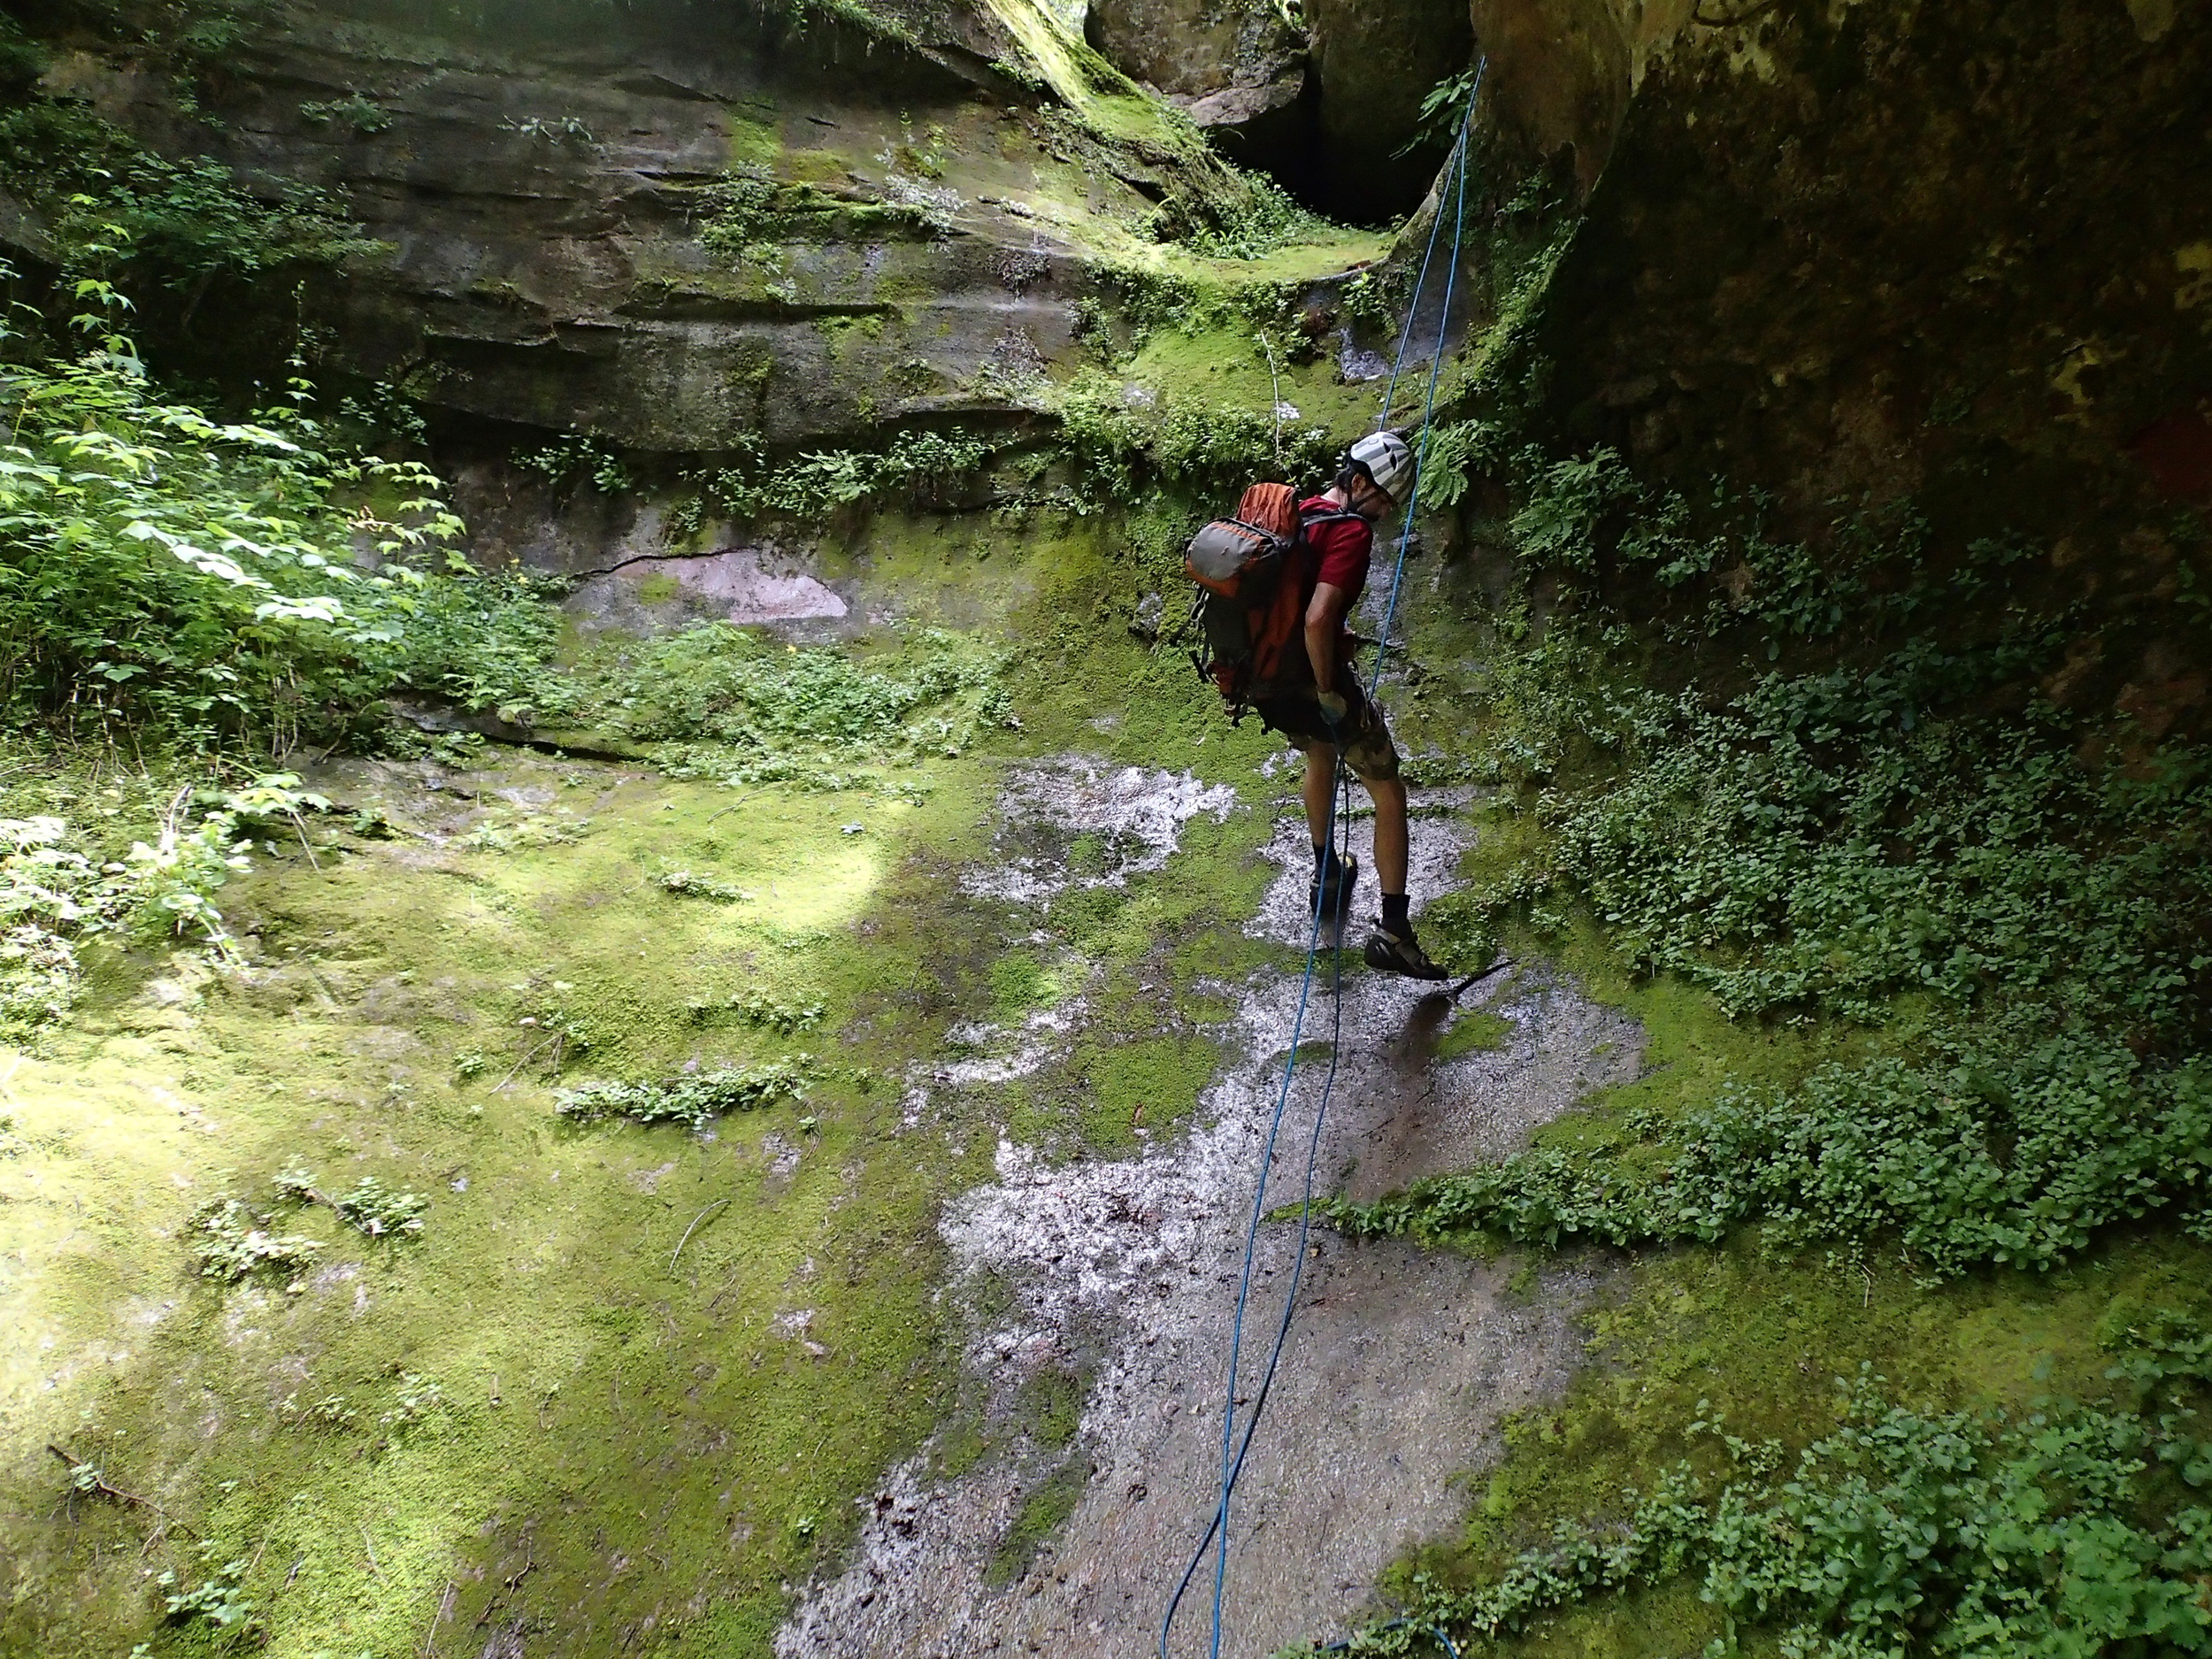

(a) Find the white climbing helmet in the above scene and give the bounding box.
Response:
[1348,429,1415,504]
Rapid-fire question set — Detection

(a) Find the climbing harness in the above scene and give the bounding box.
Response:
[1158,57,1486,1659]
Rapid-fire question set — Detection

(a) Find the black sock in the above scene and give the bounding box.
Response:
[1382,893,1410,934]
[1313,841,1339,880]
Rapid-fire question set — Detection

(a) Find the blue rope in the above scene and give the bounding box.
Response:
[1158,66,1484,1659]
[1371,60,1478,699]
[1376,58,1486,436]
[1195,771,1352,1658]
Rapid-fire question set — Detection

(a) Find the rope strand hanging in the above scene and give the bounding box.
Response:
[1157,59,1486,1659]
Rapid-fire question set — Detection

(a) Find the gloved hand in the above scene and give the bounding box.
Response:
[1315,688,1349,726]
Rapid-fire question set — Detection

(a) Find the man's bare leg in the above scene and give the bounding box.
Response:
[1306,748,1408,887]
[1302,741,1338,846]
[1367,774,1409,898]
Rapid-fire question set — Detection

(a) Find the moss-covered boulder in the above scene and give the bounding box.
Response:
[1082,0,1310,175]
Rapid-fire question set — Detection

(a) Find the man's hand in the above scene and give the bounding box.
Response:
[1316,688,1349,726]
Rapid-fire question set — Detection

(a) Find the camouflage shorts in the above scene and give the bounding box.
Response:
[1252,675,1402,783]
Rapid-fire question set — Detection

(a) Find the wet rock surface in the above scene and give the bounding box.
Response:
[960,758,1240,908]
[565,542,852,634]
[780,769,1638,1657]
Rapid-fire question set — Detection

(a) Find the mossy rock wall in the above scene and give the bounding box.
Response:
[8,0,1299,452]
[1494,0,2212,733]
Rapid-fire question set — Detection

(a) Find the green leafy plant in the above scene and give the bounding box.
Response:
[390,559,571,722]
[0,97,377,283]
[1402,64,1480,157]
[518,433,630,497]
[1328,1027,2212,1277]
[696,168,948,257]
[189,1196,321,1284]
[658,869,751,902]
[1056,368,1332,499]
[273,1164,426,1240]
[1180,175,1336,261]
[683,427,1004,523]
[733,991,825,1033]
[0,793,261,1034]
[299,93,389,134]
[1346,1335,2212,1657]
[555,1059,810,1130]
[1436,674,2208,1030]
[158,1543,254,1630]
[0,342,473,749]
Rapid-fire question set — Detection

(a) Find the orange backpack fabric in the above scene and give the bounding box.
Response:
[1183,484,1359,714]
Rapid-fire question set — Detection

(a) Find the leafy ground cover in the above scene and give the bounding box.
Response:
[1302,294,2212,1649]
[1347,1239,2212,1659]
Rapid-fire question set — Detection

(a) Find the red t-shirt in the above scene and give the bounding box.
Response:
[1298,495,1372,655]
[1299,495,1372,603]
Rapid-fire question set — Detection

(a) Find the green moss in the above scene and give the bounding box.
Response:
[1073,1030,1221,1151]
[1432,1008,1509,1061]
[0,741,1026,1657]
[1116,325,1383,459]
[1019,1366,1087,1449]
[726,113,781,172]
[0,495,1344,1655]
[985,1462,1087,1586]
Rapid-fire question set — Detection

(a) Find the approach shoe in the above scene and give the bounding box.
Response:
[1363,926,1448,981]
[1309,852,1359,924]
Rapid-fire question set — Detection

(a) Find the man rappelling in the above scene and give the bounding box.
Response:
[1183,429,1448,980]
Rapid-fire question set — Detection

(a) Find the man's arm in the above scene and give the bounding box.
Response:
[1305,580,1347,705]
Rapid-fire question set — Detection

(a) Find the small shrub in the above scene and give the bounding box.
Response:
[733,991,824,1033]
[1329,1028,2212,1278]
[158,1544,253,1630]
[1351,1340,2212,1658]
[659,870,750,902]
[274,1164,426,1240]
[328,1177,426,1240]
[0,342,479,750]
[518,433,629,496]
[190,1198,320,1284]
[299,93,389,134]
[683,427,1003,522]
[555,1059,810,1130]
